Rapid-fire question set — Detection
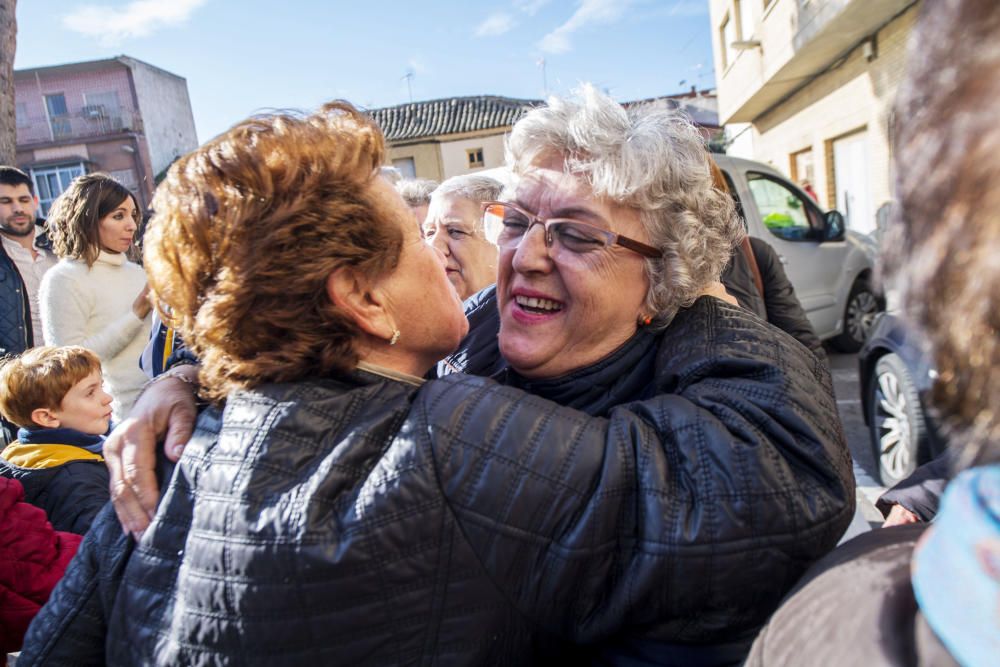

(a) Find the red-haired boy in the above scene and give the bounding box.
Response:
[0,346,113,534]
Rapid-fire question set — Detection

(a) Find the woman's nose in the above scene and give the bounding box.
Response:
[510,224,553,274]
[430,243,448,267]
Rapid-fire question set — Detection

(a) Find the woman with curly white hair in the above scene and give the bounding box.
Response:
[104,86,853,664]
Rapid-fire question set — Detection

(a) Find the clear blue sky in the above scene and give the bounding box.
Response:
[15,0,716,143]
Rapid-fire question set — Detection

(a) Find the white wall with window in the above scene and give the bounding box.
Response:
[439,133,507,179]
[30,163,85,216]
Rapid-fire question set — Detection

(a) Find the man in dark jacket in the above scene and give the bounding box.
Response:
[0,167,55,357]
[0,167,58,444]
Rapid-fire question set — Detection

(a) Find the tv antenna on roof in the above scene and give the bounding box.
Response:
[402,70,414,103]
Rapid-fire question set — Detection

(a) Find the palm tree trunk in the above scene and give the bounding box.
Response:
[0,0,18,165]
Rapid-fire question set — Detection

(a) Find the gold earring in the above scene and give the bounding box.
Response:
[389,329,401,346]
[638,314,652,327]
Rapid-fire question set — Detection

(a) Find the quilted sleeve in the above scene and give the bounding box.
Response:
[42,462,111,535]
[18,504,133,666]
[415,305,853,642]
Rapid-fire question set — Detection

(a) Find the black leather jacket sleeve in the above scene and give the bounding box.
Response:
[750,238,826,360]
[417,300,853,642]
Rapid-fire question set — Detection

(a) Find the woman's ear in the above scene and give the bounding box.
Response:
[30,408,61,429]
[326,267,395,341]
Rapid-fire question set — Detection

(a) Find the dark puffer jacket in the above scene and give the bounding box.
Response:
[0,225,51,357]
[0,427,109,535]
[21,297,854,666]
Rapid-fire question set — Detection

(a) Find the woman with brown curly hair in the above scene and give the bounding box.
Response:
[39,174,151,421]
[22,100,849,665]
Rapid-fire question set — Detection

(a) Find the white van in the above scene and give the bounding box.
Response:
[714,155,880,352]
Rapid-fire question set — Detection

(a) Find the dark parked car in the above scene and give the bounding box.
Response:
[859,312,945,485]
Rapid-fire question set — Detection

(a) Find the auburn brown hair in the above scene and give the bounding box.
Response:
[0,346,102,428]
[47,173,139,266]
[144,102,401,402]
[883,0,1000,467]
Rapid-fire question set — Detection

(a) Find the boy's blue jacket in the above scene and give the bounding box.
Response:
[0,427,108,535]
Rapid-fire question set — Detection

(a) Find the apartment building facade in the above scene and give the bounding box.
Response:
[709,0,920,234]
[14,55,198,215]
[370,91,721,182]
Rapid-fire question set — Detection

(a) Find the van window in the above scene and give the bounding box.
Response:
[745,172,822,242]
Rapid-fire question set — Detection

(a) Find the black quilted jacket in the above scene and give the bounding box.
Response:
[21,298,854,666]
[0,225,50,357]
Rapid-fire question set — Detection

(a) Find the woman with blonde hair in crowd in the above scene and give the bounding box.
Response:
[40,174,151,421]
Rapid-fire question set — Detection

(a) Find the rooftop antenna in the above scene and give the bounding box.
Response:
[536,58,548,96]
[402,70,414,103]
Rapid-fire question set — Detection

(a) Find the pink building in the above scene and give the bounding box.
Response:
[14,55,198,215]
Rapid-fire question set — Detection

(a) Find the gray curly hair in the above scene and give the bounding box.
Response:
[395,178,438,207]
[506,85,743,326]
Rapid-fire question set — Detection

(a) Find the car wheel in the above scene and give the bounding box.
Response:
[831,279,880,352]
[868,353,928,486]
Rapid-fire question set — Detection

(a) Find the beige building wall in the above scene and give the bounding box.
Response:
[439,133,508,179]
[387,142,444,182]
[750,6,915,217]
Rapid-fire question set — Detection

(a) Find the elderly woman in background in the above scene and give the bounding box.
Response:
[394,177,437,227]
[747,1,1000,664]
[422,173,504,300]
[101,88,853,665]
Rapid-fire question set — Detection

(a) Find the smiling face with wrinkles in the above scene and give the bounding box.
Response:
[497,154,651,379]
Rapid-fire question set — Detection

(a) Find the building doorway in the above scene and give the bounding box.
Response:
[833,129,874,234]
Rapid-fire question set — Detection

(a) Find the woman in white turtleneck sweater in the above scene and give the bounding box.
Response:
[40,174,151,422]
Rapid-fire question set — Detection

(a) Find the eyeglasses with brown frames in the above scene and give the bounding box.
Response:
[482,201,661,259]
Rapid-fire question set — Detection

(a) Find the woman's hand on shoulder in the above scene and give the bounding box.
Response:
[105,364,199,537]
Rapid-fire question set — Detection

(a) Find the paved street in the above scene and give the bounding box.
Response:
[827,350,886,528]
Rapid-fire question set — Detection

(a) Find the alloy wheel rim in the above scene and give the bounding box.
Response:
[875,370,912,479]
[847,291,879,343]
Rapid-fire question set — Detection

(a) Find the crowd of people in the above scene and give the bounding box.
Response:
[0,1,996,664]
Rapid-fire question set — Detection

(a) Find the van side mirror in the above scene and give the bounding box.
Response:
[824,210,846,241]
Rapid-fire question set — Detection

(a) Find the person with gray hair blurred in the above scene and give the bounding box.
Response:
[422,173,504,300]
[747,1,1000,665]
[394,177,437,227]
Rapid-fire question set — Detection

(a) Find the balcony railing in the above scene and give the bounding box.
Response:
[16,109,144,146]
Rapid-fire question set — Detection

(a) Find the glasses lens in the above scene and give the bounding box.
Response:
[550,221,607,254]
[491,204,531,248]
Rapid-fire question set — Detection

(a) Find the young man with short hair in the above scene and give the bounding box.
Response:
[0,167,58,444]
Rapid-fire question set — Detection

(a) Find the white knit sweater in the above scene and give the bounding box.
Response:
[40,251,150,421]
